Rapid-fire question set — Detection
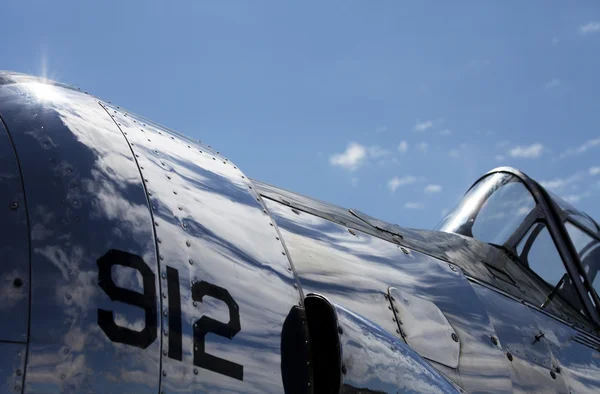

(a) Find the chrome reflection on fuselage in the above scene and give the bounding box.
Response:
[2,71,600,394]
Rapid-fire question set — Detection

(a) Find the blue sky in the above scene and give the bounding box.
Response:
[2,1,599,229]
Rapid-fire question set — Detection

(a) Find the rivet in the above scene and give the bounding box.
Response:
[163,310,167,316]
[189,259,194,265]
[212,157,216,160]
[288,267,292,271]
[162,371,166,377]
[292,208,300,215]
[348,228,356,236]
[161,273,166,279]
[178,206,183,211]
[173,190,177,195]
[14,385,21,392]
[507,352,513,361]
[242,176,245,179]
[162,293,167,298]
[550,370,556,379]
[159,255,164,260]
[338,326,343,334]
[15,369,21,376]
[194,369,198,375]
[164,330,168,336]
[282,251,286,256]
[400,247,409,254]
[270,223,274,227]
[396,329,400,334]
[13,278,23,288]
[155,221,159,227]
[342,365,347,374]
[9,202,18,210]
[392,318,396,322]
[276,236,280,240]
[167,175,171,180]
[263,209,267,214]
[193,301,197,307]
[65,293,72,300]
[186,240,191,247]
[491,336,498,346]
[451,333,459,342]
[163,350,167,356]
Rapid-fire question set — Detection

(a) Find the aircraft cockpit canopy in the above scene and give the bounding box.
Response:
[436,169,600,323]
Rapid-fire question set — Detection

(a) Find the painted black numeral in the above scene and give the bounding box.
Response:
[192,280,243,381]
[97,250,157,349]
[167,266,183,360]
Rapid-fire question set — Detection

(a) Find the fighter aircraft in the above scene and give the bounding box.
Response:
[0,71,599,393]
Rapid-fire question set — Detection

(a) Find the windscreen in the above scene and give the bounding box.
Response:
[436,173,536,245]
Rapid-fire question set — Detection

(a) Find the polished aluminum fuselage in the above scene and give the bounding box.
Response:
[0,73,599,393]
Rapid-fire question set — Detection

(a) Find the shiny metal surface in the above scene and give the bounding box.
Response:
[0,119,29,342]
[333,302,461,393]
[531,308,600,393]
[104,103,303,393]
[389,287,460,368]
[473,283,553,369]
[264,198,513,393]
[0,82,162,393]
[0,342,26,393]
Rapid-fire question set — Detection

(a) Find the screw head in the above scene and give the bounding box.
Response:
[9,202,18,210]
[451,333,459,342]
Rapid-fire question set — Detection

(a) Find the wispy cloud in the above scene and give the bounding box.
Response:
[388,175,417,192]
[424,184,442,194]
[404,202,424,210]
[509,143,544,158]
[559,138,600,159]
[438,129,452,136]
[579,21,600,36]
[417,142,429,153]
[561,192,591,204]
[375,125,388,134]
[540,172,583,192]
[495,155,505,162]
[545,78,561,89]
[449,149,461,159]
[590,167,600,176]
[398,140,408,154]
[413,119,434,132]
[330,142,393,171]
[368,145,390,158]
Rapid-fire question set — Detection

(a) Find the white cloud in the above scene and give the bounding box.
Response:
[417,142,429,152]
[590,167,600,176]
[545,78,561,89]
[509,143,544,158]
[449,149,461,159]
[540,172,584,191]
[375,125,388,134]
[495,155,505,162]
[439,129,452,136]
[424,184,442,194]
[579,21,600,35]
[404,202,424,210]
[329,142,367,171]
[398,140,408,154]
[368,145,390,158]
[559,138,600,159]
[561,192,591,204]
[413,120,434,132]
[388,175,417,192]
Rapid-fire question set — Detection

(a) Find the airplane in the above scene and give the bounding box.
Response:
[0,71,599,394]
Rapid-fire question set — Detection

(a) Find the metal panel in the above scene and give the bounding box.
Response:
[334,303,461,393]
[531,309,600,393]
[389,287,460,368]
[0,83,161,393]
[0,119,29,342]
[0,342,26,393]
[264,198,514,393]
[507,355,568,394]
[473,283,553,369]
[104,104,303,393]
